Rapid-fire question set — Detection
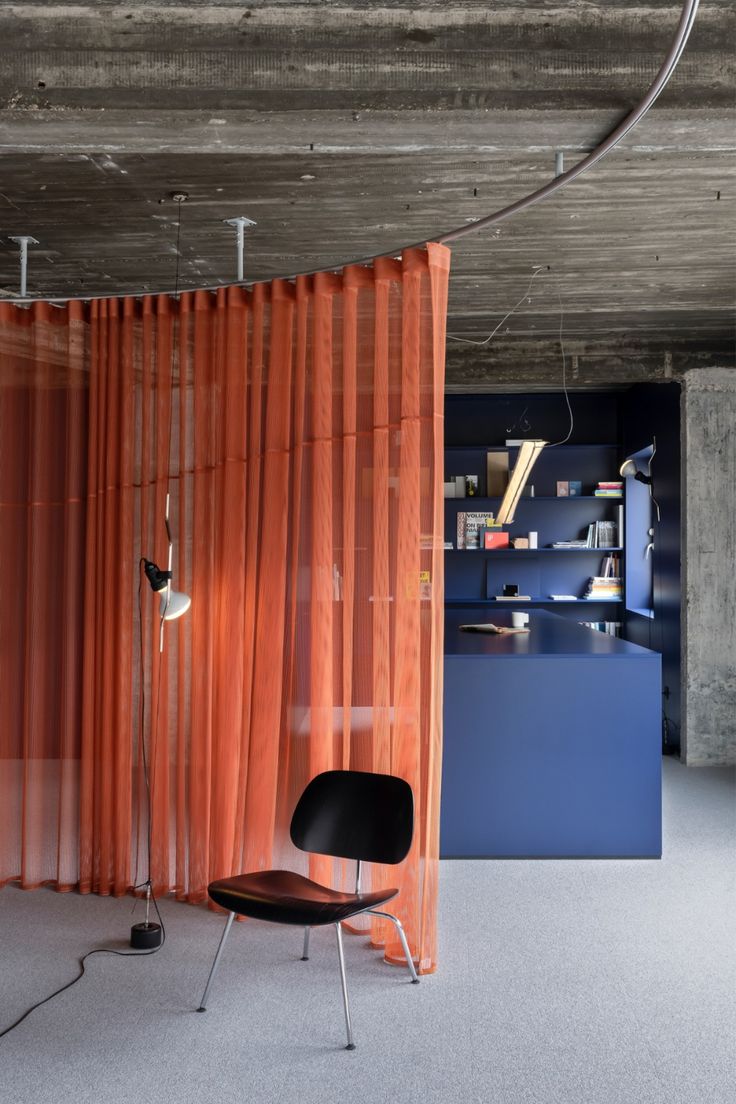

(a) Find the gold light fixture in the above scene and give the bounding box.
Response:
[495,440,547,525]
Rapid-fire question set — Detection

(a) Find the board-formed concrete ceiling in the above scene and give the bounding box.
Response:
[0,1,734,386]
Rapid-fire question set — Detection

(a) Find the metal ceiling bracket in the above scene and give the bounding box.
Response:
[9,235,39,298]
[222,216,257,283]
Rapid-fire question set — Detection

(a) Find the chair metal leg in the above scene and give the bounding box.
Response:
[301,926,311,961]
[197,911,235,1011]
[367,909,420,983]
[334,922,356,1050]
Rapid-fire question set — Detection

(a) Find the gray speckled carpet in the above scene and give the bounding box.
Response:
[2,757,734,1104]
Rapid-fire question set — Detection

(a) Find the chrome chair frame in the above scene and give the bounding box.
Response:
[197,857,419,1049]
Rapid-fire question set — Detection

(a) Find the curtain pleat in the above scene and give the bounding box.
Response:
[0,245,450,971]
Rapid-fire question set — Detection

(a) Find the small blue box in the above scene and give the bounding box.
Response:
[568,480,583,496]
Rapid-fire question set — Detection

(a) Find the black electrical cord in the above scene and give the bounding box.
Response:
[0,897,166,1041]
[1,566,167,1043]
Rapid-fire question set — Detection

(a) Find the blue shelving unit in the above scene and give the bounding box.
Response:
[445,443,624,617]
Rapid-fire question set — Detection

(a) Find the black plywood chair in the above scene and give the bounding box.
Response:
[196,770,419,1049]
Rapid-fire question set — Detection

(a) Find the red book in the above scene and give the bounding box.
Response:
[484,531,510,549]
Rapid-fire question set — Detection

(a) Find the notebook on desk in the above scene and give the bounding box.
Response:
[459,623,530,635]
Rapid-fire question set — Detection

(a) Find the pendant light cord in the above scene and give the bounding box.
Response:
[174,196,184,299]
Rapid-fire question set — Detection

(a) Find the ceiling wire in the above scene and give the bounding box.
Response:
[173,196,184,299]
[546,274,574,448]
[447,264,575,445]
[446,267,546,346]
[7,0,700,304]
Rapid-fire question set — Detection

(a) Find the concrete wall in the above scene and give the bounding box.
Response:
[681,368,736,765]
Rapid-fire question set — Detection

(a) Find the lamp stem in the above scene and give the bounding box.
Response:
[160,492,174,652]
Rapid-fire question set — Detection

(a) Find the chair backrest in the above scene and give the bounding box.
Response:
[290,770,414,865]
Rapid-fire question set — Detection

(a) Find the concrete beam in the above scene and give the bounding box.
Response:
[1,3,733,111]
[1,108,733,156]
[445,340,735,391]
[681,367,736,765]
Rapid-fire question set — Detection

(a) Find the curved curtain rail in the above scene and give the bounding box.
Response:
[6,0,699,304]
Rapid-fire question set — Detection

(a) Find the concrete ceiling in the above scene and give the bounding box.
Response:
[0,1,734,387]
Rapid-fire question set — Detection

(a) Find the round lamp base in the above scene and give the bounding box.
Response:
[130,922,163,950]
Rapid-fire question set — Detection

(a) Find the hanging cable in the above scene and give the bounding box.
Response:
[173,193,185,299]
[447,266,546,346]
[546,274,574,447]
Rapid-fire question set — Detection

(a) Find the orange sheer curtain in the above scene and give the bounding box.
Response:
[0,244,450,972]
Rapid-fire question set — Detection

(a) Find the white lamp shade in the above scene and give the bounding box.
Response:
[160,589,192,620]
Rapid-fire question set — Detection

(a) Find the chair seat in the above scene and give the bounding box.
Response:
[208,869,398,927]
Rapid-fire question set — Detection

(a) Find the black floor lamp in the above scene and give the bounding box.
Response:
[133,492,190,949]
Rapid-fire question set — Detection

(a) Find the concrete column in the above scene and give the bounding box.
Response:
[681,367,736,765]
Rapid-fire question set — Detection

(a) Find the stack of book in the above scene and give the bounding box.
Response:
[584,520,618,548]
[584,575,622,600]
[457,512,503,550]
[594,481,623,497]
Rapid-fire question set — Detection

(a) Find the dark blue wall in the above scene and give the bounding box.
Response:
[621,383,682,752]
[445,392,619,446]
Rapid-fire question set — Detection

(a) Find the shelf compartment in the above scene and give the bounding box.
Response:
[445,495,618,503]
[446,548,624,554]
[446,597,624,606]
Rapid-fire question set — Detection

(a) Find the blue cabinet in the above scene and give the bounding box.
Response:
[441,610,662,858]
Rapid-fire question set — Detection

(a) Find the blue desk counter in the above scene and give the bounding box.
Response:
[441,609,662,858]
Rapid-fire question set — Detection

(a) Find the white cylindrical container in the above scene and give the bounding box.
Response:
[511,611,530,628]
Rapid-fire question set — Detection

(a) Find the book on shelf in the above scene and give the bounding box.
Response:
[594,480,623,498]
[585,520,618,548]
[584,575,622,600]
[550,594,579,600]
[600,553,621,578]
[492,595,532,601]
[486,451,509,496]
[457,511,499,550]
[552,540,588,548]
[483,530,510,549]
